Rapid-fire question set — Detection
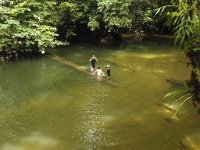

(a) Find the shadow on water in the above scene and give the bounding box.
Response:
[166,79,185,88]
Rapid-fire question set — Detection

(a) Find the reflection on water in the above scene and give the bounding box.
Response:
[0,37,200,150]
[73,84,108,149]
[2,132,58,150]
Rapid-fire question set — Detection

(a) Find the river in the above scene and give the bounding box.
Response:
[0,36,199,150]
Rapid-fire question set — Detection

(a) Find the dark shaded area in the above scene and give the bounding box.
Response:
[185,49,200,108]
[186,70,200,107]
[186,50,200,69]
[166,79,185,88]
[68,24,122,43]
[0,51,45,62]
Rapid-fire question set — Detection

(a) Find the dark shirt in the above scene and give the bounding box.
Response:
[90,58,97,68]
[106,68,111,76]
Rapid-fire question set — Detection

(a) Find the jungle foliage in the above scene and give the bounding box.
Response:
[0,0,174,56]
[0,0,64,58]
[157,0,200,118]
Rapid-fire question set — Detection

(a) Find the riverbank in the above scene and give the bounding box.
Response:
[122,33,175,39]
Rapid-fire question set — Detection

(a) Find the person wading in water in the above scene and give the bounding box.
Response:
[93,66,105,79]
[89,55,98,72]
[106,65,111,79]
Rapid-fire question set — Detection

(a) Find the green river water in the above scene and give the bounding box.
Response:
[0,37,200,150]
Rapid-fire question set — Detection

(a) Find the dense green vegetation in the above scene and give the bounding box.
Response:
[0,0,64,58]
[0,0,180,57]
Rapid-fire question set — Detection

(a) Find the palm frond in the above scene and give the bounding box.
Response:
[163,86,191,118]
[172,96,192,118]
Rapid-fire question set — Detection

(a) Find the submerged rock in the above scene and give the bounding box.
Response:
[181,134,200,150]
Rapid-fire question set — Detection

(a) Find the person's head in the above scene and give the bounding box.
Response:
[106,65,110,68]
[97,66,100,69]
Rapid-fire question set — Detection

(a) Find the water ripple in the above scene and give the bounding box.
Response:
[72,85,108,150]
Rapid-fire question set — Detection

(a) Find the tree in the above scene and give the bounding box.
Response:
[54,0,85,41]
[86,0,133,41]
[0,0,63,58]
